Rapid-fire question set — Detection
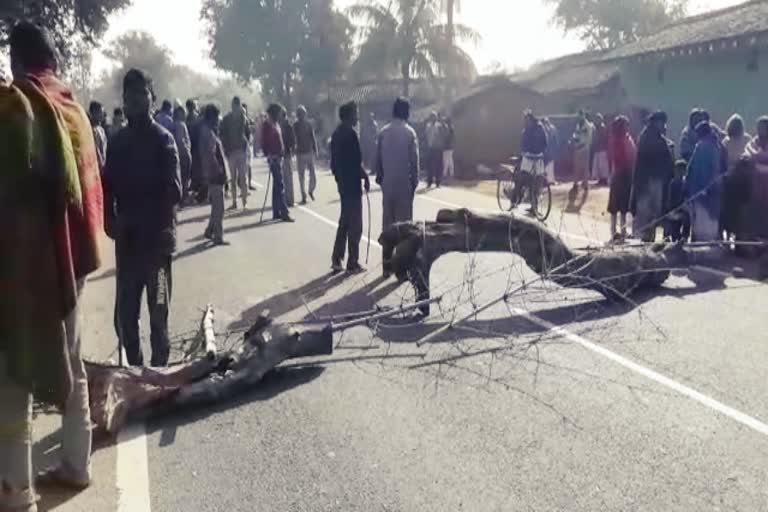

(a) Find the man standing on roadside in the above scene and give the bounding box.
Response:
[221,96,251,209]
[88,101,108,173]
[154,99,175,133]
[173,105,192,203]
[330,101,370,273]
[2,22,104,509]
[186,99,205,202]
[109,107,126,139]
[377,97,420,276]
[104,69,182,367]
[200,104,229,245]
[280,108,297,207]
[425,112,445,188]
[294,105,319,204]
[377,97,419,230]
[362,112,379,174]
[262,103,295,222]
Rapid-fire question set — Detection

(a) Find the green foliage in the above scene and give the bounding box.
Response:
[348,0,478,96]
[0,0,130,61]
[91,31,261,114]
[201,0,353,106]
[545,0,688,50]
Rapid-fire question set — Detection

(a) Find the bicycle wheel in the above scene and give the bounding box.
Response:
[496,173,520,212]
[533,177,552,222]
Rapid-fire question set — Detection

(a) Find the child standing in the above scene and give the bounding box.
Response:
[607,116,635,241]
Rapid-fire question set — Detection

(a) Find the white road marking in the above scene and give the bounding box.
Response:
[298,205,382,248]
[253,180,382,248]
[291,192,768,437]
[116,423,152,512]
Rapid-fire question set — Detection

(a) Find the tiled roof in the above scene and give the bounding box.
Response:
[603,0,768,60]
[503,51,618,95]
[525,61,619,95]
[511,50,607,84]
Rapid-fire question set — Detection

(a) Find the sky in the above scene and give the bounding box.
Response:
[92,0,746,78]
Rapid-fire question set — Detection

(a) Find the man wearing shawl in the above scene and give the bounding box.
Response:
[686,121,726,241]
[1,22,103,512]
[631,111,675,242]
[679,108,708,163]
[570,111,593,191]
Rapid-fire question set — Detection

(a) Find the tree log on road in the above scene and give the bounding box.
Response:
[380,209,690,315]
[86,314,332,434]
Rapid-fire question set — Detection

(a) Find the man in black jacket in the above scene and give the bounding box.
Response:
[104,69,182,367]
[330,101,370,273]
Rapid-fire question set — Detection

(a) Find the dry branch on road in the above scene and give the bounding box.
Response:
[379,209,697,315]
[86,312,332,434]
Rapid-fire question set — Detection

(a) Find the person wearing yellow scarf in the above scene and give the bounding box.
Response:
[1,22,104,511]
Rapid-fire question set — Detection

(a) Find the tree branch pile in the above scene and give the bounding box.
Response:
[86,312,332,434]
[380,209,691,314]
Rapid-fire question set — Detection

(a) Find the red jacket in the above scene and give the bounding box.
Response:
[261,120,284,158]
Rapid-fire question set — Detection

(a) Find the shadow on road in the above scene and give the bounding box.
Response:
[564,185,589,214]
[301,275,401,321]
[89,242,212,283]
[229,272,352,330]
[178,205,271,226]
[326,187,382,205]
[371,269,728,345]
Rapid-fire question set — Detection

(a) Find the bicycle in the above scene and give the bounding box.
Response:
[496,153,552,221]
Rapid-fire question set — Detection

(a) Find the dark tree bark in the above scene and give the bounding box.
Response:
[380,209,688,315]
[86,314,332,434]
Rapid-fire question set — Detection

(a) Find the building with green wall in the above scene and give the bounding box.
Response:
[602,0,768,138]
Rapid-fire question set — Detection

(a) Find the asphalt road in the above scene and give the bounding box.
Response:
[38,159,767,512]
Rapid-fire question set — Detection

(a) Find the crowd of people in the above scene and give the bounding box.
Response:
[0,22,428,511]
[2,19,768,512]
[521,108,768,245]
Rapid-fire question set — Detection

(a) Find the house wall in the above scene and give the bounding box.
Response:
[450,85,558,177]
[546,76,628,118]
[620,47,768,140]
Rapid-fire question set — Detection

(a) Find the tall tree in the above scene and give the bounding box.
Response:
[348,0,478,97]
[0,0,130,62]
[440,0,460,47]
[545,0,688,50]
[92,31,261,113]
[66,38,94,102]
[202,0,352,107]
[99,31,179,104]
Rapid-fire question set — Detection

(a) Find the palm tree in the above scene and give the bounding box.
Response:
[441,0,460,47]
[347,0,478,97]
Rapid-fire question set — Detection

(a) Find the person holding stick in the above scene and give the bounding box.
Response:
[104,68,182,367]
[330,101,370,273]
[261,103,294,222]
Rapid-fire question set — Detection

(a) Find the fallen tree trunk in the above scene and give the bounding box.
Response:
[379,209,690,315]
[86,313,332,434]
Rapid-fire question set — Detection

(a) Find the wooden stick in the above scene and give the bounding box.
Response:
[201,304,216,359]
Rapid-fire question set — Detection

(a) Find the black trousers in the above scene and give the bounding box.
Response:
[116,245,173,367]
[332,194,363,267]
[269,158,289,219]
[427,148,443,186]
